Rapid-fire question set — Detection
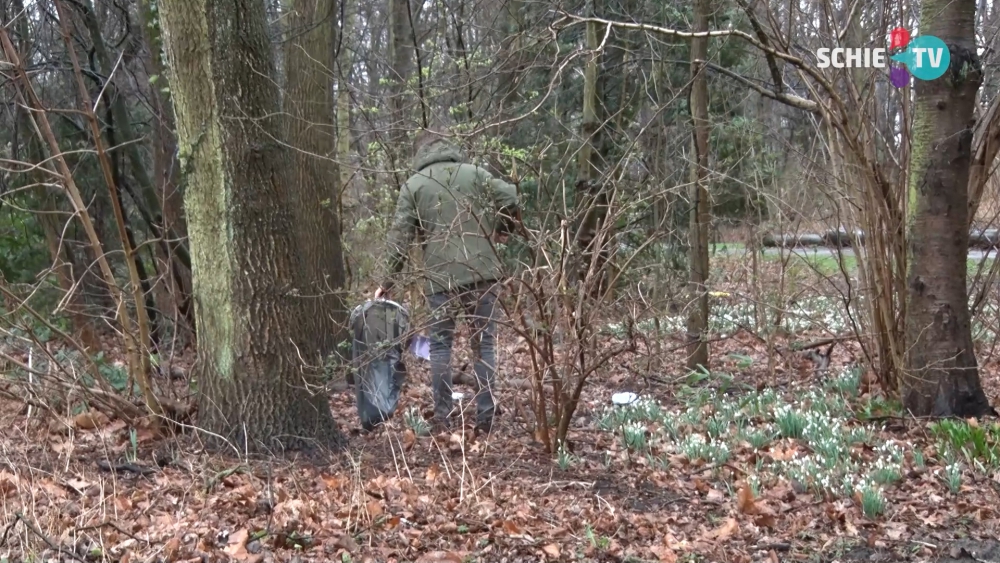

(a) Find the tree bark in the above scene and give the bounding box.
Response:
[336,0,355,227]
[158,0,346,451]
[283,0,349,367]
[573,0,610,297]
[903,0,994,417]
[140,0,196,339]
[686,0,711,370]
[388,0,415,183]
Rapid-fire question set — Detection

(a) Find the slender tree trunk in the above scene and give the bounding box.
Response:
[158,0,346,451]
[284,0,349,368]
[72,0,192,274]
[336,0,355,226]
[496,0,524,115]
[574,0,608,296]
[7,0,99,351]
[140,0,196,340]
[388,0,414,181]
[336,0,357,311]
[686,0,711,370]
[903,0,994,417]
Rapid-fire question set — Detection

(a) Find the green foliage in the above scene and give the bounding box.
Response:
[556,440,576,470]
[710,116,777,219]
[67,351,140,395]
[773,405,806,439]
[0,202,50,284]
[942,461,963,493]
[859,486,886,518]
[930,419,1000,466]
[404,407,430,436]
[857,395,903,420]
[592,367,941,518]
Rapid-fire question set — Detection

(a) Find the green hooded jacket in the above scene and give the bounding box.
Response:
[383,139,519,295]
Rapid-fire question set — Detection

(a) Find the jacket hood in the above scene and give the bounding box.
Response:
[412,139,465,171]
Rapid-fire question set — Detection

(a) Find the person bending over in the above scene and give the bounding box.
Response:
[374,130,520,434]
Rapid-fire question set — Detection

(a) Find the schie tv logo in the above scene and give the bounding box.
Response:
[815,27,950,87]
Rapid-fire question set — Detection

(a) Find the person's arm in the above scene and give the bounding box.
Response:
[485,174,521,239]
[378,184,418,296]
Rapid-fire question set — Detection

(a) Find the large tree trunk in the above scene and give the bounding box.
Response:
[686,0,711,370]
[283,0,349,368]
[903,0,994,417]
[158,0,346,451]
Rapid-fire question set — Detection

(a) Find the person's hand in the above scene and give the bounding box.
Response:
[373,286,387,299]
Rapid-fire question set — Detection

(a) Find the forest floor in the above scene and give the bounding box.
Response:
[5,256,1000,563]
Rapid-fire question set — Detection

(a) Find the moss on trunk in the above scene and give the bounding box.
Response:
[159,0,346,452]
[903,0,994,417]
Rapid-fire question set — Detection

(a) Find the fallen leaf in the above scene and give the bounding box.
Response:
[163,537,181,561]
[542,544,560,559]
[50,441,74,455]
[425,464,440,482]
[100,418,128,437]
[705,488,725,504]
[224,529,250,561]
[321,474,345,490]
[334,534,359,553]
[73,411,109,430]
[885,522,908,540]
[415,551,464,563]
[64,477,93,495]
[403,429,417,450]
[649,544,678,563]
[502,520,522,536]
[366,500,384,518]
[769,445,797,461]
[754,514,777,529]
[737,486,757,514]
[702,518,739,542]
[48,418,72,435]
[133,427,159,444]
[0,472,15,498]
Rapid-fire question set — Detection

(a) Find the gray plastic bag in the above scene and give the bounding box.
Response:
[350,299,409,431]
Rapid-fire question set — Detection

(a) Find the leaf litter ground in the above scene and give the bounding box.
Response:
[5,266,1000,562]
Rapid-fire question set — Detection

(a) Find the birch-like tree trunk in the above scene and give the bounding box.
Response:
[686,0,711,370]
[388,0,414,181]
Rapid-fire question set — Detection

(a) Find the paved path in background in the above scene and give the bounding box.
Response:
[714,245,998,261]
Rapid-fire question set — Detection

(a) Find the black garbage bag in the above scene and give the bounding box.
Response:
[350,299,409,431]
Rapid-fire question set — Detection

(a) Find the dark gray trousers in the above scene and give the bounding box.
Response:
[426,281,498,423]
